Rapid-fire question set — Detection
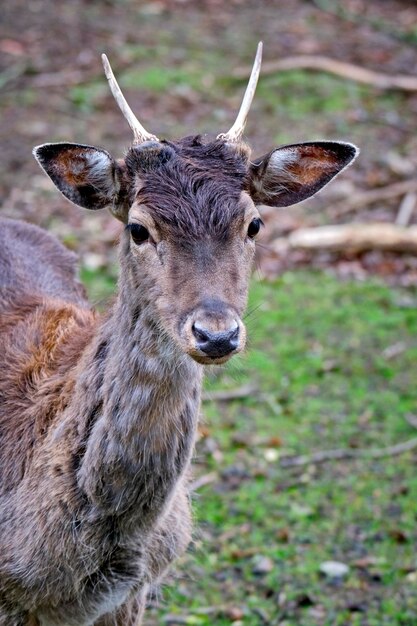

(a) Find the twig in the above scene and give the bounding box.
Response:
[189,472,218,492]
[288,223,417,254]
[164,607,221,624]
[233,55,417,92]
[405,414,417,429]
[382,342,406,360]
[0,66,97,91]
[29,69,96,88]
[396,193,417,227]
[279,437,417,468]
[202,383,258,402]
[0,61,28,89]
[163,616,189,625]
[218,522,251,542]
[331,180,417,218]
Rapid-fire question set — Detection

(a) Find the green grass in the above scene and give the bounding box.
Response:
[81,269,417,624]
[121,66,203,93]
[79,265,118,305]
[254,70,405,144]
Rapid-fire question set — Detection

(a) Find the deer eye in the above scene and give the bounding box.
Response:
[247,217,263,239]
[128,223,150,245]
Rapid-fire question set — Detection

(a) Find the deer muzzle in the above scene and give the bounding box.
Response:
[181,300,246,365]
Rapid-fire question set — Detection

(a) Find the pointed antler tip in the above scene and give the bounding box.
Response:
[100,52,159,144]
[101,54,114,82]
[254,42,263,68]
[217,42,264,143]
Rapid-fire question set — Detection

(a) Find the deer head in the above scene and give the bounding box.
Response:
[33,44,358,365]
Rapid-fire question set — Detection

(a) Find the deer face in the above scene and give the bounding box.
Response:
[33,46,358,365]
[123,138,257,364]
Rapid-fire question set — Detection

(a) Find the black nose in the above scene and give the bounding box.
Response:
[192,321,239,358]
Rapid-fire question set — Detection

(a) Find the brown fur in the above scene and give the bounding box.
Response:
[0,130,357,625]
[0,210,204,626]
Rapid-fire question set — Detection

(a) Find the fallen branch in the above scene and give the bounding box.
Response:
[202,383,258,402]
[288,223,417,254]
[396,193,417,227]
[279,437,417,468]
[332,180,417,218]
[233,55,417,92]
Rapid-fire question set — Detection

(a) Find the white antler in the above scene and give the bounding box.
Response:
[102,54,159,145]
[217,42,263,143]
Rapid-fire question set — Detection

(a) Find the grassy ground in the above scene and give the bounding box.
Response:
[3,1,417,622]
[82,268,417,625]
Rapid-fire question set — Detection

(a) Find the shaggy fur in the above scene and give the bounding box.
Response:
[0,134,357,626]
[0,216,199,626]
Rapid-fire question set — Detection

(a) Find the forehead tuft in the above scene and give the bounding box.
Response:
[125,137,251,238]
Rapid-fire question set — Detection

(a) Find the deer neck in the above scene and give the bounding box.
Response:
[76,248,202,525]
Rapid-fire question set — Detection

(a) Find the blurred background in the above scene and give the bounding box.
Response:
[2,0,417,624]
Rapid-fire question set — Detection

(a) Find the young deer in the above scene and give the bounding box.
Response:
[0,44,357,625]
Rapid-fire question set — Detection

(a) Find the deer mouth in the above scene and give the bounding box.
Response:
[188,350,240,366]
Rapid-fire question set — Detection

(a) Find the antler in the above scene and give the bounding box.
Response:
[102,54,159,145]
[217,41,262,142]
[217,42,263,143]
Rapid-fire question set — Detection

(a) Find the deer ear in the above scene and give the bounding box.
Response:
[248,141,358,207]
[33,142,128,221]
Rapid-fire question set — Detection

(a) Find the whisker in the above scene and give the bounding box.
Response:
[244,303,263,320]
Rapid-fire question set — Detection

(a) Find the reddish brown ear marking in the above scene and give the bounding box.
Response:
[54,149,94,186]
[33,142,120,212]
[287,145,339,185]
[248,141,358,207]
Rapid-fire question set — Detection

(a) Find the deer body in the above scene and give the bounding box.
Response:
[0,46,357,625]
[0,217,198,625]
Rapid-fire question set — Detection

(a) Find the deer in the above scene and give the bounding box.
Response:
[0,43,358,626]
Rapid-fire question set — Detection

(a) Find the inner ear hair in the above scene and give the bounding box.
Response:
[33,142,129,221]
[248,141,358,207]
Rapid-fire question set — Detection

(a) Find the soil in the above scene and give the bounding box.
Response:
[2,3,417,623]
[2,0,417,283]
